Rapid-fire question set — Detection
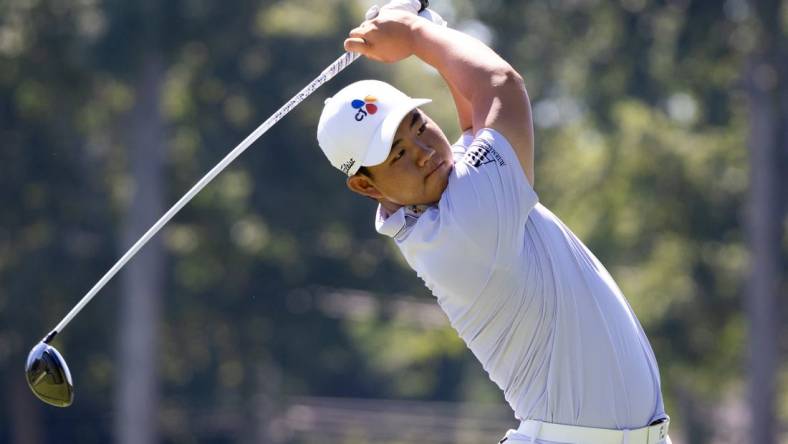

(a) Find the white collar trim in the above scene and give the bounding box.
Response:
[375,204,429,239]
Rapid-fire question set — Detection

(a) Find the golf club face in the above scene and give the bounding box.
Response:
[25,342,74,407]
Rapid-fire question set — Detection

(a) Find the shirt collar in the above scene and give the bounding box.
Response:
[375,204,429,239]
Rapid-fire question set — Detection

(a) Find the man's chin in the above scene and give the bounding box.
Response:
[411,191,445,207]
[433,169,451,199]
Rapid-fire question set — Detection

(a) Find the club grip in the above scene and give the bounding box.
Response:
[419,0,429,13]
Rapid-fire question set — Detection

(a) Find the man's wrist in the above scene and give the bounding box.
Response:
[408,17,429,51]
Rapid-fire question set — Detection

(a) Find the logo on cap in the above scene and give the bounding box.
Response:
[340,157,356,175]
[351,95,378,121]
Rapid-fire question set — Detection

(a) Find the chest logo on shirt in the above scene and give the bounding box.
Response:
[463,139,506,168]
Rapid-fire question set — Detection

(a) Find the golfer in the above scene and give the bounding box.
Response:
[317,5,671,443]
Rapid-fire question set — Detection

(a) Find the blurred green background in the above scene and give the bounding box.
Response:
[1,0,785,443]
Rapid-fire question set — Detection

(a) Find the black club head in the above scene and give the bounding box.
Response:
[25,342,74,407]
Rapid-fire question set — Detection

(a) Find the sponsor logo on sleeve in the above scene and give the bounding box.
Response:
[463,139,506,168]
[351,95,378,121]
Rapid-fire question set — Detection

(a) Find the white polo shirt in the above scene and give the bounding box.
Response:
[376,128,666,429]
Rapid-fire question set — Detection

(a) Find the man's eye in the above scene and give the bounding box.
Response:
[393,149,405,162]
[417,123,427,135]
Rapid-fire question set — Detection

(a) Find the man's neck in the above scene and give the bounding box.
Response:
[378,199,403,216]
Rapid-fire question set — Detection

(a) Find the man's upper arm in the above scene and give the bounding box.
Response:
[471,68,535,186]
[400,19,534,185]
[444,75,474,133]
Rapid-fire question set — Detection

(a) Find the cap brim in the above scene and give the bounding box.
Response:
[361,98,432,168]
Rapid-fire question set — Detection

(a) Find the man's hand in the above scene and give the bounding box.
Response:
[344,10,423,63]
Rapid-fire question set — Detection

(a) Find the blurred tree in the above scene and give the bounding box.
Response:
[1,1,785,443]
[744,0,785,442]
[114,30,166,444]
[0,0,116,442]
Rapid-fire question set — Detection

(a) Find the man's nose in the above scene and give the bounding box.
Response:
[415,142,435,166]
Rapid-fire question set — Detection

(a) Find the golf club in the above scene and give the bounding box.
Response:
[25,0,429,408]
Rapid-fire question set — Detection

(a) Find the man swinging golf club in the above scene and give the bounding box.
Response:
[317,2,671,443]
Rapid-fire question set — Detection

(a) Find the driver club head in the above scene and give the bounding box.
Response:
[25,342,74,407]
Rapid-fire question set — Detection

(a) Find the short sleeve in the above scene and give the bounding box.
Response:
[455,130,475,149]
[440,128,538,260]
[450,130,475,159]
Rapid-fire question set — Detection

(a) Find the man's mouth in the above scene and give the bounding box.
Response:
[426,160,445,179]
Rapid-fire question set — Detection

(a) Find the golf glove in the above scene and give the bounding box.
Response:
[366,0,448,27]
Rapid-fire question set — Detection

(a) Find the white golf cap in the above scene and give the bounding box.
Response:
[317,80,431,176]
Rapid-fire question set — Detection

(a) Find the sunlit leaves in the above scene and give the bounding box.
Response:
[347,320,465,397]
[255,0,343,38]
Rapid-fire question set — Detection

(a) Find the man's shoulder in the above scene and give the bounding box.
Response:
[451,130,474,154]
[379,129,538,246]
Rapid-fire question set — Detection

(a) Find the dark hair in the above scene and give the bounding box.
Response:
[356,166,372,178]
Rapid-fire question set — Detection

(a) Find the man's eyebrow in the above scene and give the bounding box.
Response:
[390,111,421,154]
[410,110,421,129]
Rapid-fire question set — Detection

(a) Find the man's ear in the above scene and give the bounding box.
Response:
[346,174,384,200]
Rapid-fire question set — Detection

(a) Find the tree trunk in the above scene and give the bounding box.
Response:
[252,362,283,444]
[744,0,782,441]
[114,52,166,444]
[9,364,43,444]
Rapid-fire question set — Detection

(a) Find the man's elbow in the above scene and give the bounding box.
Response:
[490,67,525,93]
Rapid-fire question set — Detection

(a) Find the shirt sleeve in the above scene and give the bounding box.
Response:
[450,130,475,158]
[457,130,475,148]
[441,128,538,260]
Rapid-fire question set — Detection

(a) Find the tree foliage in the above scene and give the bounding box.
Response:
[0,1,784,443]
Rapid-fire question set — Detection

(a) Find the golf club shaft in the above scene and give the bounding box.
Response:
[44,51,361,343]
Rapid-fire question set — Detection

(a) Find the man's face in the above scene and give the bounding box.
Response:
[348,109,453,208]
